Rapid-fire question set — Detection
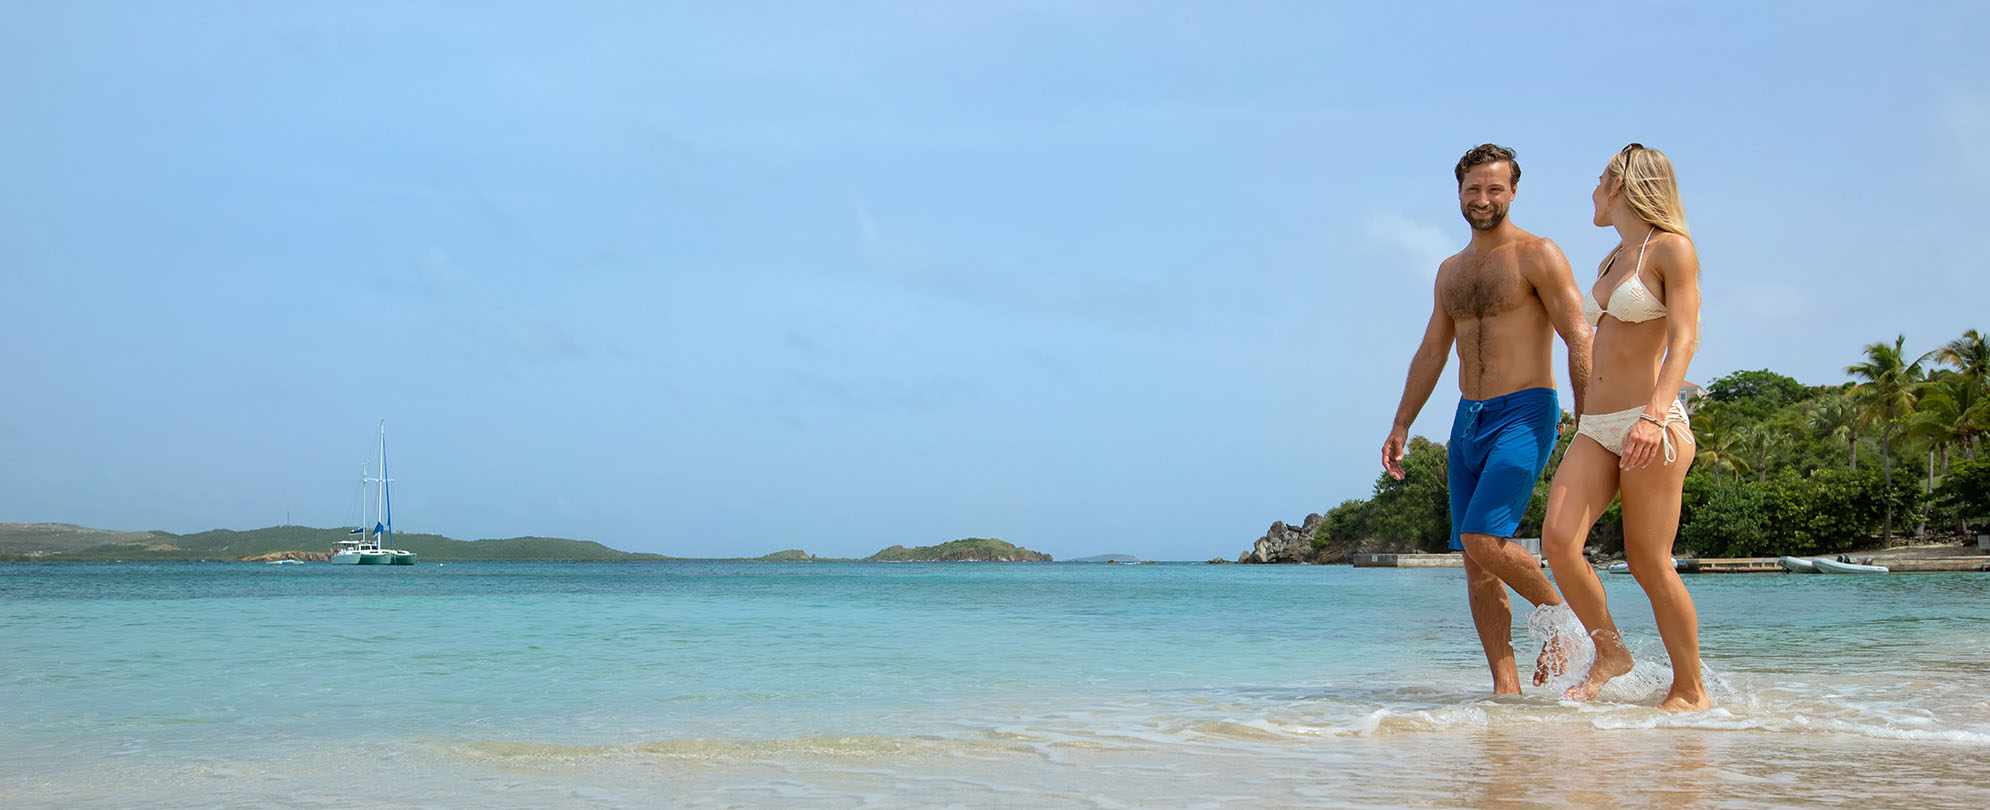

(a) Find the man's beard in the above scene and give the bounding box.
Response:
[1461,201,1508,231]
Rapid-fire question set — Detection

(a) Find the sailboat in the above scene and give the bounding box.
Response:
[329,421,418,565]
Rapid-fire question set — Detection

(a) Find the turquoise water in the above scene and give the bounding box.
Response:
[3,561,1986,809]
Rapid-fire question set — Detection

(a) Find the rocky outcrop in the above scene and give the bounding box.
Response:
[242,551,330,562]
[1239,514,1327,564]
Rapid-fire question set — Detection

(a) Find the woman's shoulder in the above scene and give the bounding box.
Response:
[1647,230,1699,272]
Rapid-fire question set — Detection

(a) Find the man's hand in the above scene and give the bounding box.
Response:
[1381,427,1410,480]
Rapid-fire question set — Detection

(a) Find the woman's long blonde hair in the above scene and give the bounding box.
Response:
[1607,143,1690,238]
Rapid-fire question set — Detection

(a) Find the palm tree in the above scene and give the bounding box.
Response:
[1929,330,1990,460]
[1738,422,1788,484]
[1847,335,1930,544]
[1804,388,1864,471]
[1934,329,1990,390]
[1910,372,1989,466]
[1692,408,1752,485]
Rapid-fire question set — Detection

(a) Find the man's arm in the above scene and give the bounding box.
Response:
[1383,280,1455,480]
[1526,239,1592,419]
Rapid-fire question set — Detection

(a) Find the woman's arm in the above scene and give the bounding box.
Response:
[1619,234,1701,470]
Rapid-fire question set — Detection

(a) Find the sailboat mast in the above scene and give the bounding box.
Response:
[378,420,392,550]
[360,462,371,540]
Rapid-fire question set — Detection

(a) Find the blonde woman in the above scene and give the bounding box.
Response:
[1538,144,1710,711]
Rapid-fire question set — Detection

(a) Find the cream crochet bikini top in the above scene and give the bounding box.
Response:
[1582,228,1667,326]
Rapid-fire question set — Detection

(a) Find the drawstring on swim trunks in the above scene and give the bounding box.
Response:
[1462,401,1487,439]
[1637,411,1692,464]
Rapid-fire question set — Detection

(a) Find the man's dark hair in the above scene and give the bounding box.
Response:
[1455,144,1520,188]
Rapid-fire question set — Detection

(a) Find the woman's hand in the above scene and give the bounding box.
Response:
[1620,418,1667,470]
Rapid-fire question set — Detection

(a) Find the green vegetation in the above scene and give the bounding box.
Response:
[1310,330,1990,559]
[864,538,1051,562]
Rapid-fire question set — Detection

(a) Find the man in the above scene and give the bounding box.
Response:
[1381,144,1592,694]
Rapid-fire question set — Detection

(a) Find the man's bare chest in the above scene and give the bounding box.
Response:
[1441,259,1533,322]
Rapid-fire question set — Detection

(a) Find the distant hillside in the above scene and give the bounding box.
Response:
[0,523,677,562]
[865,538,1051,562]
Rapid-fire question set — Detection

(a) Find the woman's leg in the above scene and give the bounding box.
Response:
[1619,436,1710,710]
[1539,436,1632,697]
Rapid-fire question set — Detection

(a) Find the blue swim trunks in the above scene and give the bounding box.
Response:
[1447,387,1559,551]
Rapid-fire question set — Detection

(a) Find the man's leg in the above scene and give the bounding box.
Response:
[1462,544,1520,694]
[1459,533,1561,608]
[1462,531,1571,688]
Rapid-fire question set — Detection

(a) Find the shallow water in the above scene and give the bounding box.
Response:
[3,561,1985,808]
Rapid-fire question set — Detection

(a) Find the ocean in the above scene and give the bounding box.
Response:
[3,561,1985,809]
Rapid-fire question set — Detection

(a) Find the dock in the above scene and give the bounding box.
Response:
[1877,556,1990,573]
[1679,557,1784,574]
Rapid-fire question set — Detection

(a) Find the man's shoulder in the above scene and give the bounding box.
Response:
[1503,228,1563,256]
[1506,231,1571,273]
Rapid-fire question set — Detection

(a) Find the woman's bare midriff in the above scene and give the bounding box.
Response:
[1585,317,1669,412]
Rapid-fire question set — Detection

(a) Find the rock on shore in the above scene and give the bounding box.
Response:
[243,551,331,562]
[1239,514,1327,564]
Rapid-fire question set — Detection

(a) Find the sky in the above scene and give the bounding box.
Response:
[3,1,1986,561]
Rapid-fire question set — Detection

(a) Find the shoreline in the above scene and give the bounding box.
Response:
[1347,542,1990,572]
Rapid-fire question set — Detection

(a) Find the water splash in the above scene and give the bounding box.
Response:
[1525,603,1595,694]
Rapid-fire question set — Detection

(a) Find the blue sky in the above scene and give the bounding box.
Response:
[3,1,1985,560]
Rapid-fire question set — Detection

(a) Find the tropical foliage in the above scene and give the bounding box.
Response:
[1315,330,1990,559]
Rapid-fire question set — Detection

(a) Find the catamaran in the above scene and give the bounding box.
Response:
[329,421,417,565]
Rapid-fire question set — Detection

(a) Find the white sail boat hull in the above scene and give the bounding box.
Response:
[329,549,410,565]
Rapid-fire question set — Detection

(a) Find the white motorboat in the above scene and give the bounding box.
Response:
[1813,557,1888,574]
[1779,556,1820,573]
[1605,559,1686,574]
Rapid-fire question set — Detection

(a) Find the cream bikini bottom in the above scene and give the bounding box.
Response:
[1577,401,1694,462]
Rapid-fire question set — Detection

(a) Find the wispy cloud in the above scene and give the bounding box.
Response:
[846,191,1200,332]
[1942,92,1990,182]
[1362,211,1456,281]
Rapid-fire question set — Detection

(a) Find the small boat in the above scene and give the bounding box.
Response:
[1778,556,1820,573]
[1814,557,1888,574]
[266,559,305,565]
[329,421,418,566]
[1605,559,1687,574]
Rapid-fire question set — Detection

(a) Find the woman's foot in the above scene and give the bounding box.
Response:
[1564,630,1633,701]
[1660,686,1712,711]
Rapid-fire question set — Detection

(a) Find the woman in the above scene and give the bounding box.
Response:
[1538,143,1710,711]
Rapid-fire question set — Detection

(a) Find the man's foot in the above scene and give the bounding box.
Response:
[1660,687,1712,712]
[1527,603,1574,687]
[1533,632,1567,687]
[1564,630,1633,702]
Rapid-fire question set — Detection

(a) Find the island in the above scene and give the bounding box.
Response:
[1,524,1053,563]
[863,538,1051,562]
